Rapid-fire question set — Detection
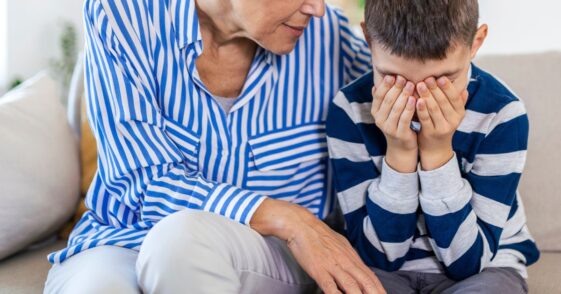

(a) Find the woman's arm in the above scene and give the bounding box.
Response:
[332,8,372,83]
[84,1,266,226]
[85,3,384,293]
[251,198,385,294]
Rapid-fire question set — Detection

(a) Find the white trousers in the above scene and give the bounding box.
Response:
[44,209,317,294]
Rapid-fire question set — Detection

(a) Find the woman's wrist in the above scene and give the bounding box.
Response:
[249,198,308,241]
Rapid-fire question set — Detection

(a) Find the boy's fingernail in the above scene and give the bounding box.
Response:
[437,77,447,87]
[417,82,427,92]
[405,82,415,92]
[396,76,406,87]
[426,77,437,88]
[384,76,395,84]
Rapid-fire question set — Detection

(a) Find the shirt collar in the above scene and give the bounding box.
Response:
[173,0,203,49]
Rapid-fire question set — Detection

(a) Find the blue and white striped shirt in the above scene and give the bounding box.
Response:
[49,0,371,264]
[326,65,540,280]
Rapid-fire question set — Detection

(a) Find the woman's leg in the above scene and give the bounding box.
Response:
[136,209,317,294]
[43,245,139,294]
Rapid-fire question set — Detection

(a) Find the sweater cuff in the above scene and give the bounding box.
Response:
[418,153,471,215]
[368,157,419,214]
[379,157,419,197]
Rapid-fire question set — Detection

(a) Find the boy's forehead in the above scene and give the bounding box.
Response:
[371,43,470,83]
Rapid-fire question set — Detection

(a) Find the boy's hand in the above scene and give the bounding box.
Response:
[415,77,468,171]
[371,75,418,173]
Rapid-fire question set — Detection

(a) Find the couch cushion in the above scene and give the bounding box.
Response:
[59,95,96,239]
[476,52,561,251]
[527,252,561,293]
[0,72,80,260]
[0,240,66,294]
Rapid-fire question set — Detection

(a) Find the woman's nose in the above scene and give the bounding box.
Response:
[301,0,325,17]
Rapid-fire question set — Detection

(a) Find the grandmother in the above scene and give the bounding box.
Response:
[44,0,385,293]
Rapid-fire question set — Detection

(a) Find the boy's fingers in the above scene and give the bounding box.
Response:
[386,88,412,131]
[372,75,395,114]
[437,77,464,112]
[461,89,469,105]
[416,98,434,130]
[376,77,408,124]
[424,78,455,121]
[422,92,447,127]
[397,96,416,134]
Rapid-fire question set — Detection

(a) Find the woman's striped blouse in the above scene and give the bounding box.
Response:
[49,0,371,264]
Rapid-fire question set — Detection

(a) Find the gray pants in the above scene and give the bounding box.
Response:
[372,267,528,294]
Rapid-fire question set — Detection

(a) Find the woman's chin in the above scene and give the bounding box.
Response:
[258,34,301,55]
[267,42,299,55]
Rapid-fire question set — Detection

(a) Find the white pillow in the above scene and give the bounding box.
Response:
[0,72,80,260]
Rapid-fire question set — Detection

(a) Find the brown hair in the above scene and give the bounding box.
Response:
[364,0,479,60]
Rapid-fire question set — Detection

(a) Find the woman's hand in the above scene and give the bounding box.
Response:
[371,75,418,173]
[251,199,386,294]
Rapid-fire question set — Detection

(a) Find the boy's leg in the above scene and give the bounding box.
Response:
[370,268,417,294]
[426,267,528,294]
[43,245,139,294]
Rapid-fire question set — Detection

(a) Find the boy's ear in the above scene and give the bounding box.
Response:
[361,22,371,48]
[470,24,488,59]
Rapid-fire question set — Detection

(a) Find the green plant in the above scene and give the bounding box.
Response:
[8,77,23,90]
[50,21,78,95]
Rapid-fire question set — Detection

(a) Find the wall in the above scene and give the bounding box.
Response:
[0,0,7,94]
[1,0,561,94]
[0,0,84,94]
[478,0,561,55]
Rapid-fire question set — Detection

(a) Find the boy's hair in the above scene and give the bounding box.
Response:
[364,0,479,60]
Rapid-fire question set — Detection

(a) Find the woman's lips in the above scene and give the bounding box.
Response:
[283,24,306,37]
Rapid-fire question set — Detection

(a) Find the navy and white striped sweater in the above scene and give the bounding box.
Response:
[326,65,540,280]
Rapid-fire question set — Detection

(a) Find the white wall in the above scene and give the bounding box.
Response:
[1,0,561,93]
[478,0,561,55]
[1,0,84,94]
[0,0,7,94]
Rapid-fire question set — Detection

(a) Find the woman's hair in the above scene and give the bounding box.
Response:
[364,0,479,60]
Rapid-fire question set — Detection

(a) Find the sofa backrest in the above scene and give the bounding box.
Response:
[476,52,561,252]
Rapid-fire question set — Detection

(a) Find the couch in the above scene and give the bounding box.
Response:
[0,52,560,293]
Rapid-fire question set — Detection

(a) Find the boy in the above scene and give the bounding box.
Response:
[326,0,540,293]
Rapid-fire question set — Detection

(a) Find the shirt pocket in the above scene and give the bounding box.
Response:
[248,123,328,172]
[163,119,200,171]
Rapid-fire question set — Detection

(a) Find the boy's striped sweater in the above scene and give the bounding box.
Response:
[326,65,540,280]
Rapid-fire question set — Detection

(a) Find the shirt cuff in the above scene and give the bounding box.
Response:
[202,182,268,225]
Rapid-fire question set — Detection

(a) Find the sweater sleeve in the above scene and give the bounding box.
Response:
[327,90,419,271]
[418,100,530,280]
